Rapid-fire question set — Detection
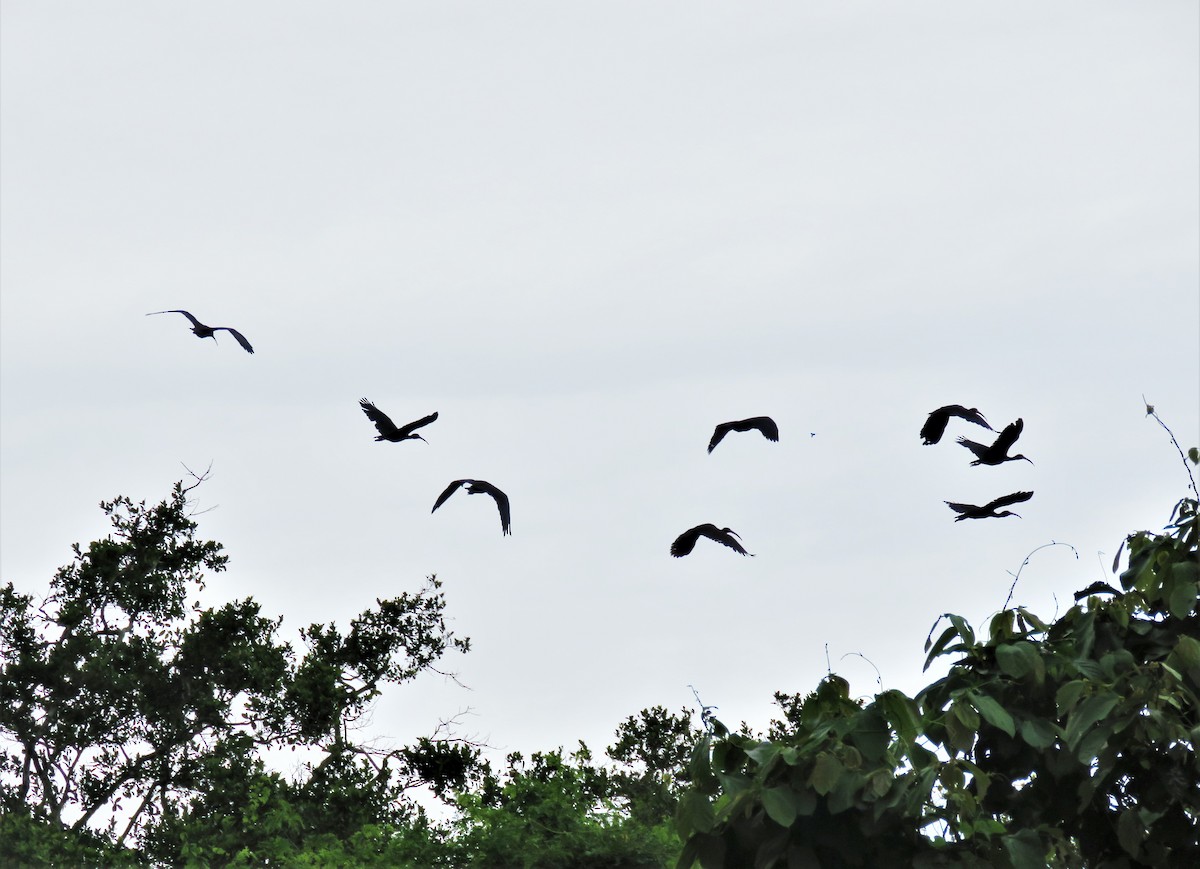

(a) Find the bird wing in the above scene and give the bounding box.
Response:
[359,399,401,438]
[217,327,254,354]
[707,423,733,453]
[994,418,1024,453]
[746,416,779,442]
[670,527,701,557]
[148,309,202,328]
[698,525,751,556]
[431,480,469,514]
[984,491,1033,511]
[951,406,992,430]
[920,408,950,445]
[956,437,989,460]
[944,501,976,514]
[399,412,439,437]
[474,482,511,535]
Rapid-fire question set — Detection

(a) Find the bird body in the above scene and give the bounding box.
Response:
[946,491,1033,521]
[671,524,753,557]
[920,405,992,445]
[147,310,254,353]
[957,418,1033,466]
[708,416,779,453]
[359,399,438,443]
[432,479,511,535]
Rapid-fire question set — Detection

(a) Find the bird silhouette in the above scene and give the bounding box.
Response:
[920,405,992,445]
[670,524,753,557]
[147,310,254,353]
[957,419,1033,466]
[945,491,1033,521]
[432,479,511,536]
[359,399,438,443]
[708,416,779,453]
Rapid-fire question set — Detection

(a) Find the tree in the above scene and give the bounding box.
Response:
[675,492,1199,867]
[0,481,474,864]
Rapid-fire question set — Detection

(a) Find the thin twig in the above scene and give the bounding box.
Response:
[1142,396,1199,501]
[1002,540,1079,611]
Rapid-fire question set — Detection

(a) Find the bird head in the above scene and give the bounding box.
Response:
[996,511,1022,518]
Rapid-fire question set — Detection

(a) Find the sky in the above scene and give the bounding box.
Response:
[2,2,1198,769]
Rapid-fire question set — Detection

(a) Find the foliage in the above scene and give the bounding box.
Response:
[448,743,679,868]
[675,495,1199,868]
[0,482,473,864]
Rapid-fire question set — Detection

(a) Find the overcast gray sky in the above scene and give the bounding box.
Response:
[2,2,1197,763]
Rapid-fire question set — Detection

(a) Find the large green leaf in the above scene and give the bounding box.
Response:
[968,692,1015,737]
[996,641,1045,684]
[1018,717,1059,749]
[808,752,843,795]
[1065,693,1119,751]
[676,790,715,836]
[761,786,800,828]
[1003,828,1049,868]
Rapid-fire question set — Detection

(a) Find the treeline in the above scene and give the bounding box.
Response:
[2,466,1197,867]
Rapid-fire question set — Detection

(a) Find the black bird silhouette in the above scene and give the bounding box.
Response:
[957,419,1033,466]
[708,417,780,453]
[670,524,753,557]
[920,405,992,445]
[945,491,1033,521]
[432,479,511,536]
[359,399,438,443]
[147,310,254,353]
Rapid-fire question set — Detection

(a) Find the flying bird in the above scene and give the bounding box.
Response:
[432,479,511,536]
[957,419,1033,466]
[920,405,992,445]
[359,399,438,443]
[146,310,254,353]
[708,416,780,453]
[945,491,1033,521]
[670,524,754,557]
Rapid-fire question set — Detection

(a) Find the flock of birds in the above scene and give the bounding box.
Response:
[147,313,1036,559]
[919,404,1035,522]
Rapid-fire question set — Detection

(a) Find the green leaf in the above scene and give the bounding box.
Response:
[1165,565,1198,618]
[995,642,1031,678]
[761,786,800,827]
[1055,680,1087,716]
[1003,828,1048,869]
[1117,807,1147,858]
[808,752,843,795]
[676,790,715,836]
[1065,692,1120,750]
[1167,634,1200,688]
[1018,717,1059,749]
[878,690,921,745]
[967,692,1015,737]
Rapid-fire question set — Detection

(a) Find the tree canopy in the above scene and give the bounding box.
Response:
[2,454,1197,866]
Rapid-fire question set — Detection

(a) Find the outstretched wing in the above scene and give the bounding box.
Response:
[746,416,779,442]
[709,417,779,452]
[950,406,991,431]
[360,398,401,439]
[217,327,254,354]
[699,525,751,556]
[147,309,203,328]
[431,480,468,514]
[983,491,1033,512]
[956,436,989,460]
[993,418,1024,454]
[707,423,734,453]
[476,482,511,536]
[399,412,439,437]
[670,527,702,557]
